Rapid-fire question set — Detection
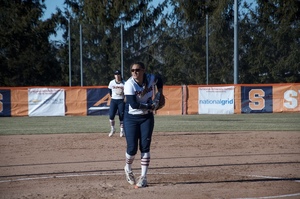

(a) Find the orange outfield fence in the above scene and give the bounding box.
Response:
[0,83,299,116]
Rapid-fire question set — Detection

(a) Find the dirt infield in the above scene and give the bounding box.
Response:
[0,131,299,199]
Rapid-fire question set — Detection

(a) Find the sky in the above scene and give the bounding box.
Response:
[42,1,65,41]
[43,0,64,20]
[43,0,163,20]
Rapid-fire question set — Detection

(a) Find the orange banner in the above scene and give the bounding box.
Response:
[156,86,182,115]
[11,88,28,116]
[186,86,200,115]
[273,84,300,112]
[65,88,87,116]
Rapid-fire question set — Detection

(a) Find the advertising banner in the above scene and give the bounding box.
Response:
[241,86,273,113]
[65,88,87,116]
[198,86,234,114]
[273,84,300,112]
[0,90,11,117]
[28,88,65,116]
[87,88,110,115]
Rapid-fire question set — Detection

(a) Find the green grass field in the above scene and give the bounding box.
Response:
[0,113,299,135]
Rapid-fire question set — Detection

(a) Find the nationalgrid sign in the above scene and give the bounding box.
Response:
[198,86,234,114]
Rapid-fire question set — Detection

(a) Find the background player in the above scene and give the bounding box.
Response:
[123,61,163,188]
[108,70,125,137]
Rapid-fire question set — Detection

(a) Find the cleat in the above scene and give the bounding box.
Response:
[124,166,135,185]
[135,176,147,188]
[108,127,115,137]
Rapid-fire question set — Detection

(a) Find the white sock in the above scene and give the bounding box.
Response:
[125,152,135,171]
[141,152,150,177]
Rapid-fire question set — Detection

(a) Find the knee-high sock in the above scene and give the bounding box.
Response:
[125,152,135,171]
[141,152,150,177]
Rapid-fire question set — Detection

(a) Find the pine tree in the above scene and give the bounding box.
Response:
[242,0,300,83]
[63,0,168,85]
[0,0,62,86]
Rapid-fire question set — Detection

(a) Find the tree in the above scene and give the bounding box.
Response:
[0,0,62,86]
[207,0,235,84]
[240,0,300,83]
[1,0,298,86]
[160,0,236,84]
[62,0,168,85]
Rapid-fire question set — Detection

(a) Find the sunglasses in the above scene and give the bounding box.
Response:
[131,68,142,72]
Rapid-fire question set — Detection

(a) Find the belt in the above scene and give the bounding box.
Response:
[129,110,153,115]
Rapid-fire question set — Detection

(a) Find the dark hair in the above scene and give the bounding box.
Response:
[130,61,145,69]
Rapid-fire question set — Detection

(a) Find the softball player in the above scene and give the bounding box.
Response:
[108,70,125,137]
[123,61,163,188]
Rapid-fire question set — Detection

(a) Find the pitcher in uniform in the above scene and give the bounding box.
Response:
[123,61,163,188]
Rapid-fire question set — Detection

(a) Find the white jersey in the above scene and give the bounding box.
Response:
[124,74,156,115]
[108,79,125,100]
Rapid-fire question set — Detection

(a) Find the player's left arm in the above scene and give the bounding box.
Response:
[155,75,163,94]
[152,75,165,110]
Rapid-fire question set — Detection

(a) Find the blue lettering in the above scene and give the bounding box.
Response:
[199,99,233,105]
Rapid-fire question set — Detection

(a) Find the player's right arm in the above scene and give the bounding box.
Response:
[108,80,112,97]
[125,95,153,109]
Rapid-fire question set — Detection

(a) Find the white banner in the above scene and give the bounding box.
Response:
[198,86,234,114]
[28,88,65,116]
